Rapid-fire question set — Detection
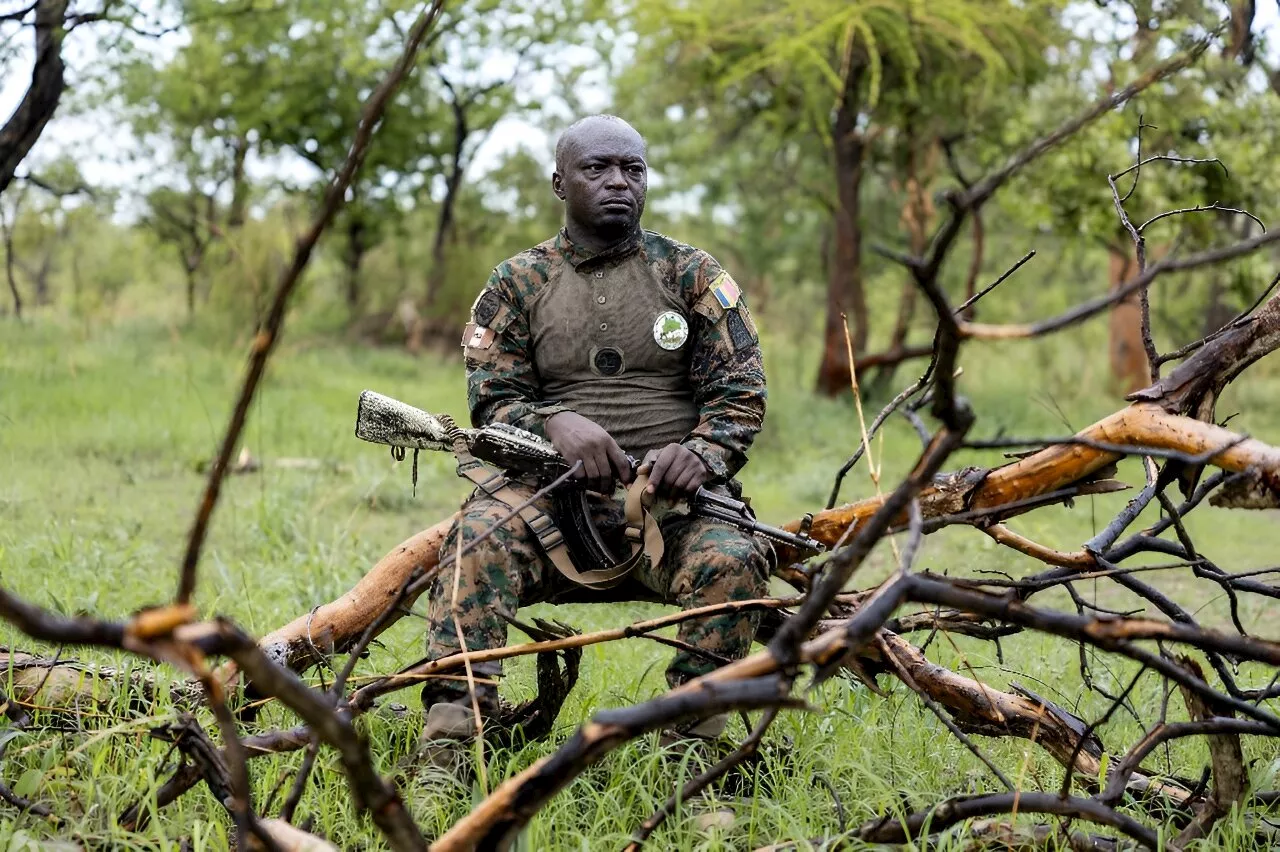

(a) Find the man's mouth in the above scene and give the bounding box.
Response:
[600,198,632,211]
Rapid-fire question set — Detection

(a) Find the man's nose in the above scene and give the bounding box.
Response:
[603,166,628,188]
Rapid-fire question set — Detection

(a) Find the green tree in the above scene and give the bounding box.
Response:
[620,0,1049,394]
[113,0,605,327]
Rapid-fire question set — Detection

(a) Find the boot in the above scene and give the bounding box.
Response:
[413,702,476,788]
[658,714,738,833]
[658,712,728,755]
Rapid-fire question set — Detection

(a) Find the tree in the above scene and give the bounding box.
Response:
[985,1,1280,393]
[0,157,92,315]
[113,0,605,329]
[0,0,69,195]
[621,0,1048,395]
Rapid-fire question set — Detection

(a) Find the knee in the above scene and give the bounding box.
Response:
[679,529,770,600]
[442,499,537,563]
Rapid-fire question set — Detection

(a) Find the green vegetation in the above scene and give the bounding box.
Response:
[5,0,1280,847]
[2,312,1278,848]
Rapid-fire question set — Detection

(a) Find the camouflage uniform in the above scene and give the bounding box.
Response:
[423,228,768,714]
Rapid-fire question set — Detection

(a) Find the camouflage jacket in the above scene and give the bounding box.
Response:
[459,228,766,481]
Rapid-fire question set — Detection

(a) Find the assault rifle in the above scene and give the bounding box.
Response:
[353,390,825,575]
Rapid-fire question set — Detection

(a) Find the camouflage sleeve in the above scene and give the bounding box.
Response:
[681,255,767,481]
[462,269,569,439]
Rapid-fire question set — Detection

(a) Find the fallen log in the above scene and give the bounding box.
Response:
[229,403,1279,687]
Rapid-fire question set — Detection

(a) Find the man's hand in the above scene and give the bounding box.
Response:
[545,411,633,494]
[642,443,711,497]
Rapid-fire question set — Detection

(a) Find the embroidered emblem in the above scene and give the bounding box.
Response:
[727,310,754,350]
[461,322,495,350]
[472,290,501,327]
[591,346,624,376]
[653,311,689,350]
[710,272,740,309]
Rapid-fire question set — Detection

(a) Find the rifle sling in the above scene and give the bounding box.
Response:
[449,437,663,591]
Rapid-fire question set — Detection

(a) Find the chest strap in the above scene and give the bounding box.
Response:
[448,432,663,591]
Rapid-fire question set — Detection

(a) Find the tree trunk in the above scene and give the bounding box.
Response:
[408,81,467,352]
[1108,243,1149,395]
[1,203,20,320]
[343,214,366,313]
[185,264,197,317]
[228,135,249,228]
[0,0,69,195]
[30,251,52,305]
[814,69,868,396]
[960,209,984,321]
[869,135,937,393]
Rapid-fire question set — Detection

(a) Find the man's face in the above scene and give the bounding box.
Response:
[553,124,648,235]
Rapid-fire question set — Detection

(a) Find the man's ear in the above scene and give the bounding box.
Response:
[551,171,565,200]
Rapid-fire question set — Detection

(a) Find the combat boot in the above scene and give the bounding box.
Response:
[413,702,476,789]
[658,712,728,759]
[657,714,739,832]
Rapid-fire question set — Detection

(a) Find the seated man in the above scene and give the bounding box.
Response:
[419,114,769,765]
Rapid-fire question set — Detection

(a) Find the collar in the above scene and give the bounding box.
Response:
[555,227,643,270]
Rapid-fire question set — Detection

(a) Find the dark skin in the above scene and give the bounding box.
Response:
[545,117,711,498]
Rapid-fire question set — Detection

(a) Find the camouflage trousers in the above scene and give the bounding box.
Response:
[422,479,771,714]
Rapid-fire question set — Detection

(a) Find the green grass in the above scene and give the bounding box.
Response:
[1,314,1279,850]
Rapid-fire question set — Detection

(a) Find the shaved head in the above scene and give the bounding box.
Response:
[554,115,647,173]
[551,114,649,250]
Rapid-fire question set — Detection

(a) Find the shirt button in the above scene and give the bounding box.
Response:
[596,295,606,304]
[599,322,608,331]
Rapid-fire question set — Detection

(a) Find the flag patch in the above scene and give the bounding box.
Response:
[461,322,495,350]
[711,273,740,309]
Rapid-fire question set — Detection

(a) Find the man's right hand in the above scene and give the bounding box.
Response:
[545,411,633,494]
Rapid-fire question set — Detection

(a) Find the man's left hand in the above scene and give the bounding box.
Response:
[642,443,711,497]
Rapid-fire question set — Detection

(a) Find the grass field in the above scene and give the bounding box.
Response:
[2,313,1279,850]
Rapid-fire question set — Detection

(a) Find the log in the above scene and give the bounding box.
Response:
[789,403,1280,560]
[218,403,1280,689]
[255,820,339,852]
[212,518,454,685]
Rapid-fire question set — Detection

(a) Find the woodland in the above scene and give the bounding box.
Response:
[4,0,1280,849]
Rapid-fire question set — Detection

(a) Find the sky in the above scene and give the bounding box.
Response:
[2,0,1278,220]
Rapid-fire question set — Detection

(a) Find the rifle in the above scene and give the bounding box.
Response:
[353,390,824,579]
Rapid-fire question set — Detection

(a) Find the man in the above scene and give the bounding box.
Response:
[418,114,769,767]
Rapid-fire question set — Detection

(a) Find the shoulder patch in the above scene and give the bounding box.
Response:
[710,271,740,309]
[461,322,495,350]
[473,290,502,327]
[726,310,755,351]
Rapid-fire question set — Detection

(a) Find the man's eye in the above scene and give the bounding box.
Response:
[627,165,645,174]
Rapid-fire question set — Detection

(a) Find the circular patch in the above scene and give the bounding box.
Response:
[652,311,689,350]
[592,346,624,376]
[472,289,501,327]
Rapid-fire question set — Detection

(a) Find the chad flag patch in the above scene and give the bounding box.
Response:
[710,272,741,309]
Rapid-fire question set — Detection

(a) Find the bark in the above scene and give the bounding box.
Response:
[1108,243,1148,395]
[960,208,985,321]
[868,135,936,392]
[1226,0,1256,64]
[408,74,468,351]
[185,267,198,317]
[343,212,366,312]
[1172,655,1247,847]
[0,0,69,196]
[814,66,868,396]
[228,135,250,229]
[794,402,1280,558]
[1,201,20,319]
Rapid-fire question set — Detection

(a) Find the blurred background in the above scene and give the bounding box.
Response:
[2,0,1279,392]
